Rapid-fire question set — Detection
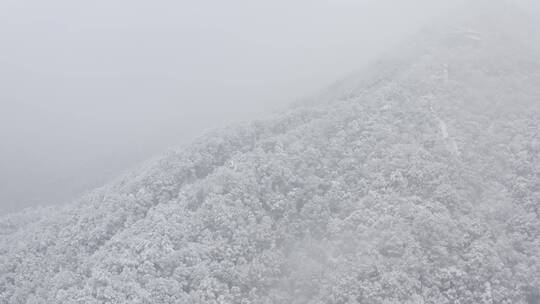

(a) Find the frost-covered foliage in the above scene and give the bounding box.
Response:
[1,3,540,304]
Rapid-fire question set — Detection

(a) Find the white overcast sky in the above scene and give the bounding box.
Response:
[6,0,533,214]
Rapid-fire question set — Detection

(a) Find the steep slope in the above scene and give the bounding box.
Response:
[1,2,540,304]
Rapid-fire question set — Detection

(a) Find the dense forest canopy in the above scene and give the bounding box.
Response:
[1,2,540,303]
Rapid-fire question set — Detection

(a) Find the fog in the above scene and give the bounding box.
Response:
[0,0,523,214]
[2,1,540,302]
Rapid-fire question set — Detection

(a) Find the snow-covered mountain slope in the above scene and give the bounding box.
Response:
[1,2,540,304]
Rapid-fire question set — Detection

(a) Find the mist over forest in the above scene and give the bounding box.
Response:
[1,1,540,303]
[0,0,468,215]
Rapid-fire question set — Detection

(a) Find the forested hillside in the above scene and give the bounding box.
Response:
[1,2,540,303]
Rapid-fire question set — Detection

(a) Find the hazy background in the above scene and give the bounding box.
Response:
[0,0,516,215]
